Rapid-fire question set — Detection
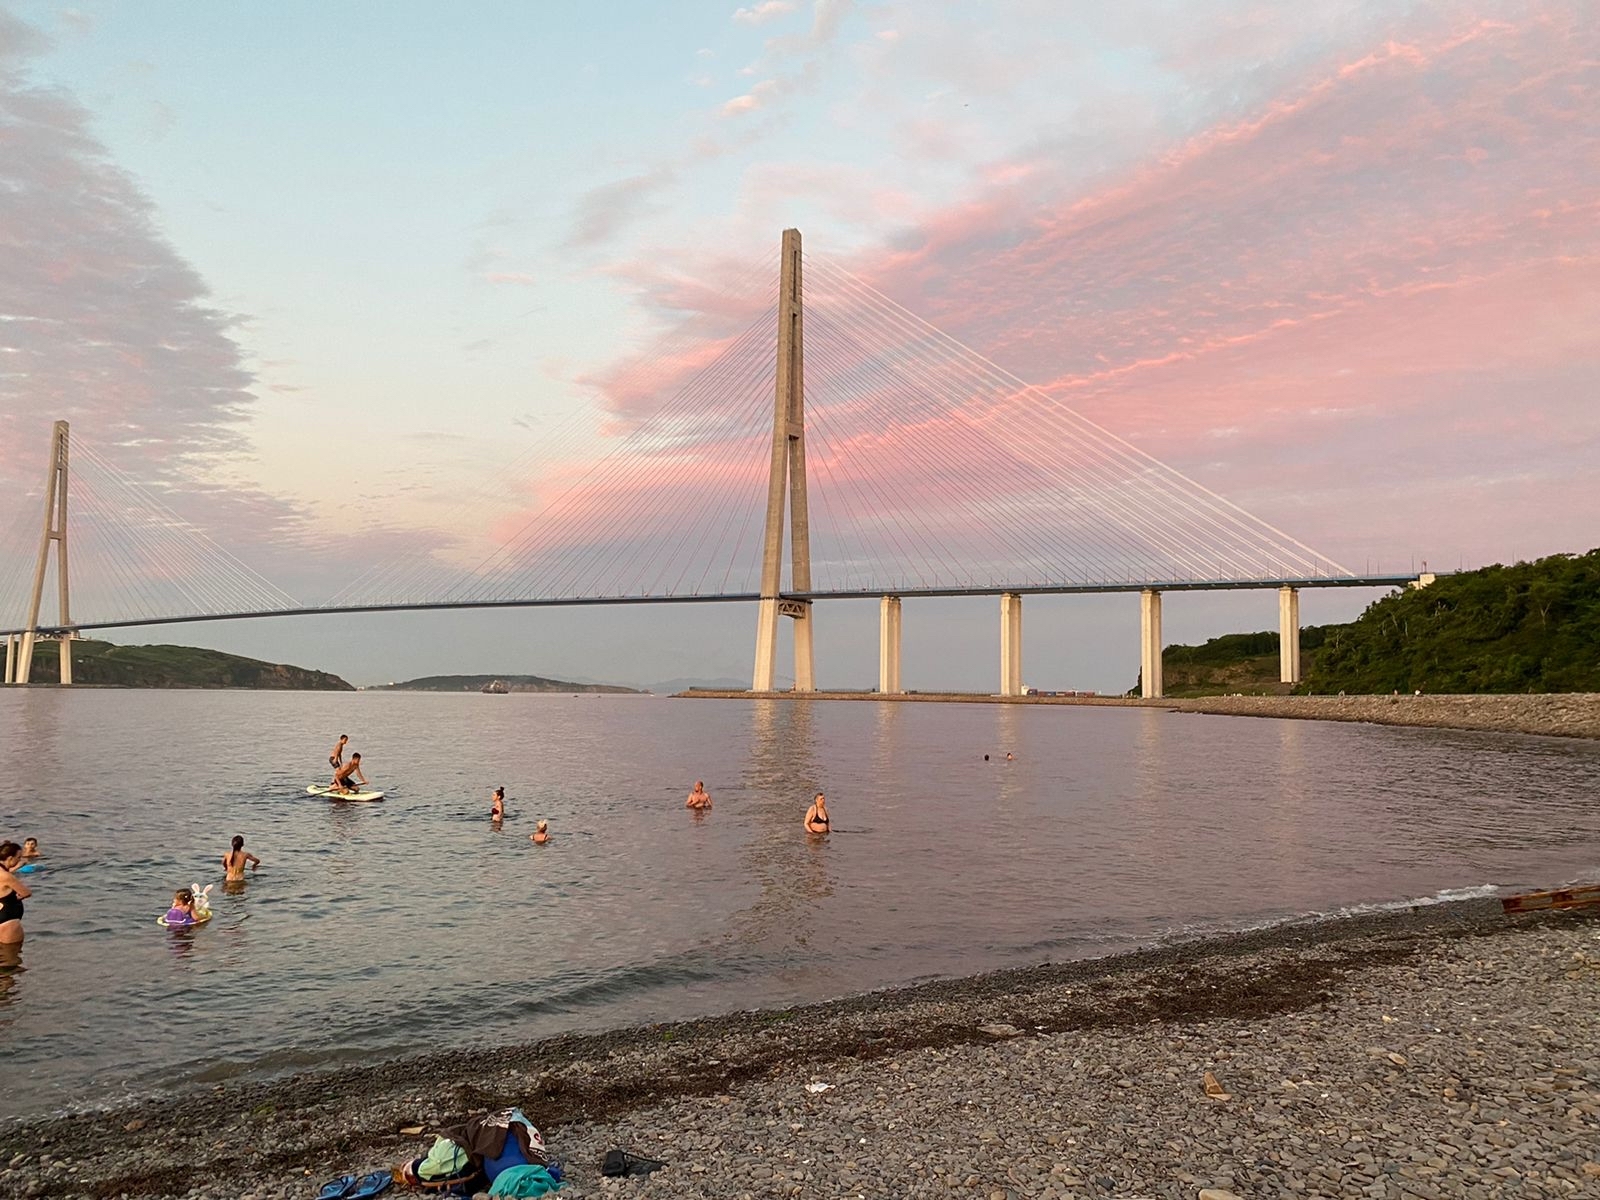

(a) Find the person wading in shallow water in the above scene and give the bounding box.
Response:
[0,842,30,945]
[686,781,712,810]
[803,792,830,836]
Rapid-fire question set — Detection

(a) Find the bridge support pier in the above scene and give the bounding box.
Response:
[879,596,902,694]
[16,632,36,685]
[1140,588,1163,699]
[1278,586,1301,684]
[751,228,817,693]
[999,592,1023,697]
[58,632,73,686]
[3,633,14,685]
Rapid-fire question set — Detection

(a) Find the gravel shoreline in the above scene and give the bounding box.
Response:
[678,691,1600,741]
[5,898,1599,1198]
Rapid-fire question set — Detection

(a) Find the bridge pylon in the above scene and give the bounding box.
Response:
[7,420,73,686]
[753,228,816,692]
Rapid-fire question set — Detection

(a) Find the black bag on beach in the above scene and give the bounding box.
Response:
[601,1148,666,1177]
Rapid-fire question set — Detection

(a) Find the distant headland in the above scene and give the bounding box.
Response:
[21,639,353,690]
[376,673,641,694]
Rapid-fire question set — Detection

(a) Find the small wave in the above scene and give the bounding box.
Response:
[1163,883,1503,945]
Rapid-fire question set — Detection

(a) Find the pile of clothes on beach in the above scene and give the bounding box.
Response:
[397,1107,561,1197]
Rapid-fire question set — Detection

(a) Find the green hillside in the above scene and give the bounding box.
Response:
[1141,549,1600,696]
[24,639,353,690]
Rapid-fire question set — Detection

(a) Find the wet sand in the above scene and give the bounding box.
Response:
[3,898,1597,1198]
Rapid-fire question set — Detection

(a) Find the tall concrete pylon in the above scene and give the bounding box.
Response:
[752,229,816,692]
[10,420,73,685]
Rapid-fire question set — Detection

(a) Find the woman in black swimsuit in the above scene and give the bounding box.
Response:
[803,792,830,835]
[0,841,30,946]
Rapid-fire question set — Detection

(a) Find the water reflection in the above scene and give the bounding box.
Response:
[730,700,834,962]
[0,940,24,1007]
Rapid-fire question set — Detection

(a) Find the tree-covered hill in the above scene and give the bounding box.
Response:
[380,674,639,693]
[24,639,353,689]
[1142,549,1600,696]
[1306,549,1600,694]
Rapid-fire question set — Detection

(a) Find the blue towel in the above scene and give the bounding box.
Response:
[486,1164,561,1197]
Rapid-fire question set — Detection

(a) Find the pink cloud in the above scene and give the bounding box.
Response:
[547,2,1600,589]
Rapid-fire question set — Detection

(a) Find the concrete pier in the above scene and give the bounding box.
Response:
[1278,586,1301,684]
[999,592,1022,697]
[58,632,72,686]
[3,633,13,684]
[1140,589,1163,699]
[879,596,902,694]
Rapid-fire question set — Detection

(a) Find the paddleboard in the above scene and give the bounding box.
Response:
[306,784,387,802]
[157,910,214,929]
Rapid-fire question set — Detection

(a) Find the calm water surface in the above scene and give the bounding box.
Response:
[1,690,1597,1119]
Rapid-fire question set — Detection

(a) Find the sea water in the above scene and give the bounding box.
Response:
[1,689,1597,1120]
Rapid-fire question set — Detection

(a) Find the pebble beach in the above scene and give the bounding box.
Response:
[4,898,1597,1199]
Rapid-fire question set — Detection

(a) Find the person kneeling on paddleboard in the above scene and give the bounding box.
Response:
[333,753,368,794]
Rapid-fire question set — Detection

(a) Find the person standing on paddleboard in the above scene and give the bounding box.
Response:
[329,734,349,770]
[332,753,368,794]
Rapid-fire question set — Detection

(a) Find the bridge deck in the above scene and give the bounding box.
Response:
[4,575,1419,637]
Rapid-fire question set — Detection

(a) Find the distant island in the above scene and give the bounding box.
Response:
[379,673,641,694]
[1141,548,1600,697]
[25,639,353,690]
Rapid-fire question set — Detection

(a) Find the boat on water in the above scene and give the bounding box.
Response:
[481,679,509,694]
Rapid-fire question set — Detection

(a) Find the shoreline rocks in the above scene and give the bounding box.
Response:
[677,690,1600,740]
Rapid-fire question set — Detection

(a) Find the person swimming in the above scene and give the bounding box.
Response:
[804,792,830,835]
[529,820,550,846]
[0,842,30,946]
[686,781,712,810]
[491,787,505,820]
[20,837,39,860]
[164,888,200,927]
[222,835,260,881]
[332,753,368,794]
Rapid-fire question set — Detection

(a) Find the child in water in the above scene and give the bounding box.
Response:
[164,888,200,926]
[222,835,260,881]
[20,838,39,860]
[529,820,550,846]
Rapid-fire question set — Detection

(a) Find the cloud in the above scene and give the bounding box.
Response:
[564,1,1600,579]
[567,166,679,247]
[0,9,331,618]
[732,1,796,26]
[482,271,537,286]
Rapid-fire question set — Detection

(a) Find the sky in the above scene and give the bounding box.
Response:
[0,0,1595,690]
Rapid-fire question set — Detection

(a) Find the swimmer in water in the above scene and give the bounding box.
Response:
[491,787,505,820]
[222,835,260,881]
[164,888,200,927]
[803,792,830,835]
[332,753,368,794]
[329,733,349,770]
[0,842,30,945]
[529,820,550,846]
[686,780,712,810]
[20,838,40,860]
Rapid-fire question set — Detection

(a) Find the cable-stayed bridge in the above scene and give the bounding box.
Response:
[0,230,1421,695]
